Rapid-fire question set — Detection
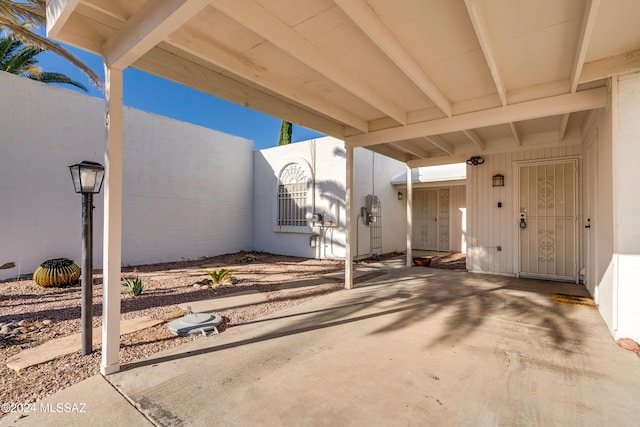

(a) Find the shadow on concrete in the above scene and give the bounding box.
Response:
[122,268,586,371]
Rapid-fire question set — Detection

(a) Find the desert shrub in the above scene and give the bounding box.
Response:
[201,268,234,285]
[122,276,145,296]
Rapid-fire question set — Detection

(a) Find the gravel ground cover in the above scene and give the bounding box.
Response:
[0,252,345,411]
[0,250,465,414]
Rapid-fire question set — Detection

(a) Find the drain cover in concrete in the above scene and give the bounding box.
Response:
[168,309,223,336]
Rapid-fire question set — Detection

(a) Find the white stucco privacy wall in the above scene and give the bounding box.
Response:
[0,72,253,280]
[582,97,615,336]
[253,137,406,260]
[612,73,640,341]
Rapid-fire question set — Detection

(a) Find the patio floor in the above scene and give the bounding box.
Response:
[4,266,639,426]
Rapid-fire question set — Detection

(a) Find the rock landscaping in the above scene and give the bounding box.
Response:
[0,252,345,412]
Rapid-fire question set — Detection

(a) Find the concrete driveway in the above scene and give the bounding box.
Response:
[6,266,640,426]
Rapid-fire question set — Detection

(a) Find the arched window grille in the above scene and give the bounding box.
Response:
[277,163,308,226]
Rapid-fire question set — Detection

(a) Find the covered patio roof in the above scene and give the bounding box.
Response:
[46,0,640,375]
[47,0,639,166]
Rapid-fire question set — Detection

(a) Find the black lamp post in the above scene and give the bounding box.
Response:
[69,161,105,355]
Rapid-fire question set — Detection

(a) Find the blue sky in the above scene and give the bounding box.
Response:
[37,41,325,151]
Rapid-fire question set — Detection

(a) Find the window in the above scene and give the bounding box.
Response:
[278,163,308,227]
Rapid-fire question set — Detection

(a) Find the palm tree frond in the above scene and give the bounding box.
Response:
[0,19,103,90]
[0,0,45,26]
[39,71,87,91]
[1,32,89,92]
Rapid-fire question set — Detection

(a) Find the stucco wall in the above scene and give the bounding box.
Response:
[582,98,615,333]
[0,72,253,280]
[613,72,640,341]
[253,137,406,259]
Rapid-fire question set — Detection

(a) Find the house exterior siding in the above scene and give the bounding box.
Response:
[466,145,583,276]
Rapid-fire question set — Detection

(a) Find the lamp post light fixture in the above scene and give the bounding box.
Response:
[68,161,104,356]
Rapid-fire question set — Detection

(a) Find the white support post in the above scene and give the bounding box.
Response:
[406,165,413,266]
[345,145,354,289]
[101,65,123,375]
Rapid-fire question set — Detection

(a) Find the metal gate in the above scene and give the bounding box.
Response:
[518,160,578,281]
[370,195,382,258]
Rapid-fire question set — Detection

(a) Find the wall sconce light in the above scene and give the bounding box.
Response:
[492,174,505,187]
[397,192,403,200]
[466,156,484,166]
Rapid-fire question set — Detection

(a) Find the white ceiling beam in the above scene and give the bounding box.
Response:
[347,87,607,147]
[46,0,81,38]
[463,129,485,150]
[571,0,600,92]
[335,0,452,117]
[104,0,210,70]
[424,136,454,156]
[509,123,521,146]
[367,145,411,163]
[464,0,507,106]
[409,129,583,169]
[408,155,469,169]
[389,142,428,159]
[560,0,599,141]
[136,47,346,139]
[167,34,369,131]
[210,0,406,125]
[466,0,527,150]
[580,48,640,84]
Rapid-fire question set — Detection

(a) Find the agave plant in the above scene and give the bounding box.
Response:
[33,258,80,287]
[122,276,144,296]
[201,268,235,285]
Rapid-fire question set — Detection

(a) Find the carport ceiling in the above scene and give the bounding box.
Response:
[48,0,640,166]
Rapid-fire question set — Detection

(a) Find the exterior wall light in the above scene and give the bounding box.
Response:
[68,161,105,356]
[492,174,505,187]
[466,156,484,166]
[397,191,403,200]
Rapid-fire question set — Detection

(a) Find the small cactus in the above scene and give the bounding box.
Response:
[33,258,81,287]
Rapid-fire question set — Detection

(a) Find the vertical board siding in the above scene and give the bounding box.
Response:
[467,145,582,276]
